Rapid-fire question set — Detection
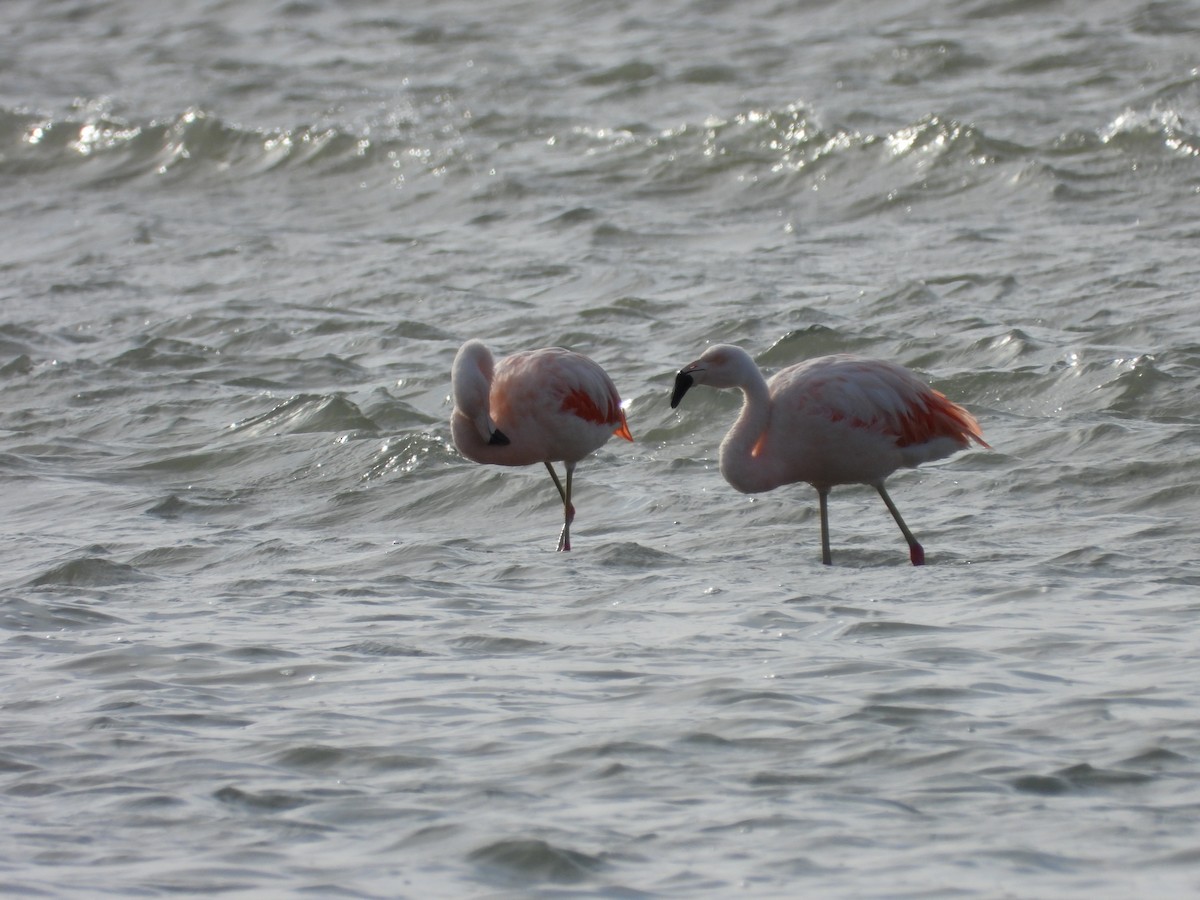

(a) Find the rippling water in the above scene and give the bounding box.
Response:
[3,0,1200,895]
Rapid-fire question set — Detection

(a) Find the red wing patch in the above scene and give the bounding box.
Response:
[893,390,989,449]
[562,388,631,440]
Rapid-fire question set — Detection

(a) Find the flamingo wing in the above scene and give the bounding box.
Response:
[490,348,631,460]
[535,348,632,441]
[780,355,986,451]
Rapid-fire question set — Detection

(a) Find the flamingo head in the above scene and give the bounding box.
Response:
[670,344,747,407]
[670,370,695,408]
[452,339,509,445]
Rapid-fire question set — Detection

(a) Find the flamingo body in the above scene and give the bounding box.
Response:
[451,340,632,550]
[670,344,986,566]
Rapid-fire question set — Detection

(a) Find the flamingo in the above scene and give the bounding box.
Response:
[451,339,633,551]
[670,344,987,566]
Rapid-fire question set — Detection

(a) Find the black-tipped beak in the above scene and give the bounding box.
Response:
[488,428,510,446]
[670,371,694,409]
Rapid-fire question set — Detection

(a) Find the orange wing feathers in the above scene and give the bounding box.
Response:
[560,386,633,441]
[894,389,989,450]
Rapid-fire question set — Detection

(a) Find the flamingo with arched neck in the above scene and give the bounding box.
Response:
[670,344,987,566]
[451,340,633,551]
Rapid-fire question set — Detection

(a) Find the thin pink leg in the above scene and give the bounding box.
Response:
[547,462,577,552]
[876,483,925,567]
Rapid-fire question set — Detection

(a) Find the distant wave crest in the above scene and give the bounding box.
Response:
[0,105,406,184]
[2,98,1195,196]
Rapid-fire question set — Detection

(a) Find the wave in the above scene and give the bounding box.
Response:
[545,101,1200,228]
[1099,107,1200,159]
[28,554,154,588]
[0,103,453,188]
[467,837,606,886]
[4,98,1195,197]
[229,393,380,438]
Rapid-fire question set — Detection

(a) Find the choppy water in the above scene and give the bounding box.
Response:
[3,0,1200,896]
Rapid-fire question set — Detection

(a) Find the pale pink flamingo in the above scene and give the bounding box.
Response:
[451,339,633,551]
[670,344,987,566]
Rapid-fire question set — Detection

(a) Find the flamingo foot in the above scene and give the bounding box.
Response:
[557,504,576,552]
[909,542,925,566]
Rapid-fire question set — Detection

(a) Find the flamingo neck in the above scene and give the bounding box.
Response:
[451,410,494,463]
[451,341,515,465]
[719,366,778,494]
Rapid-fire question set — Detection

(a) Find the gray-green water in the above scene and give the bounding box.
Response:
[3,0,1200,895]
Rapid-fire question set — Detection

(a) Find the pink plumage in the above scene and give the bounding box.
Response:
[451,340,633,550]
[671,344,987,566]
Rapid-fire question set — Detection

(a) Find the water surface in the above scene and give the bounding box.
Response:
[3,0,1200,896]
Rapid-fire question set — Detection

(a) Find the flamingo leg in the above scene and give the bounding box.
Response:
[544,462,567,504]
[544,462,576,552]
[875,483,925,566]
[560,463,576,551]
[817,487,832,566]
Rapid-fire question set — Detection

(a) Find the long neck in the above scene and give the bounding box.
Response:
[451,408,492,464]
[719,367,778,494]
[451,341,518,466]
[451,387,532,468]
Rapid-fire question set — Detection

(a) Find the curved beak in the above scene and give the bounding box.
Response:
[488,428,510,446]
[670,371,695,409]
